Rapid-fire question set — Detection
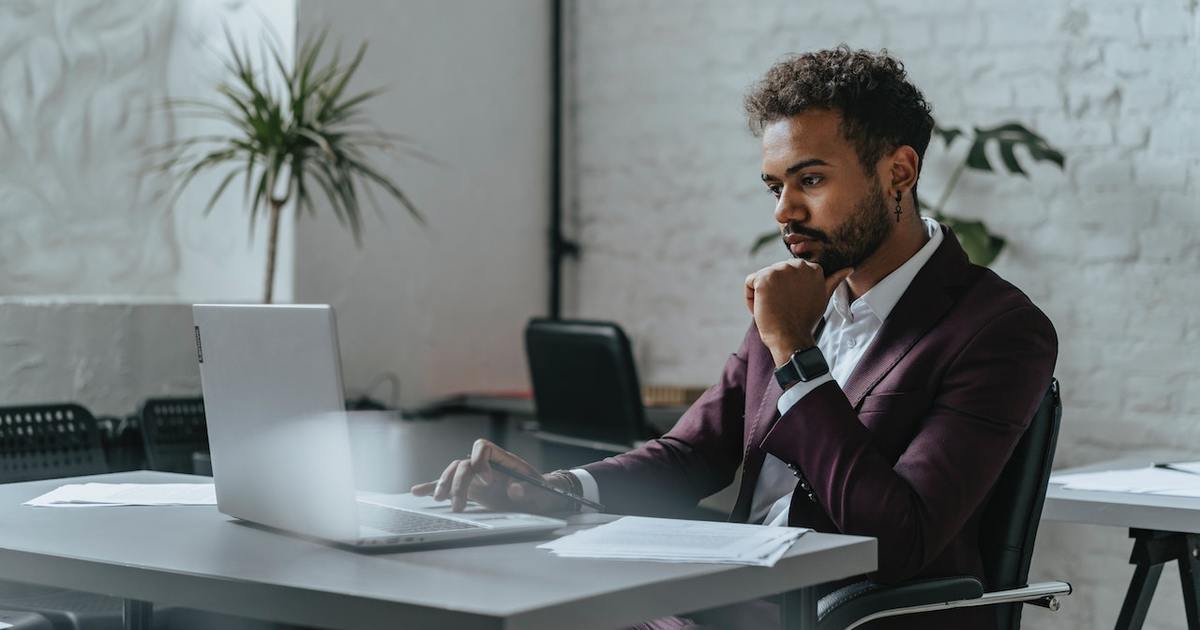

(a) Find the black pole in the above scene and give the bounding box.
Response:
[548,0,577,319]
[548,0,563,319]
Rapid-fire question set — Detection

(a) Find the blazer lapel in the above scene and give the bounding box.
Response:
[841,224,971,407]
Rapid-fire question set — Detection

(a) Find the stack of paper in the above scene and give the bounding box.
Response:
[1051,464,1200,498]
[538,516,810,567]
[24,483,217,507]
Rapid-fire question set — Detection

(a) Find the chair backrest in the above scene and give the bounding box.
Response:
[979,379,1062,630]
[139,397,209,473]
[524,318,647,448]
[0,404,108,483]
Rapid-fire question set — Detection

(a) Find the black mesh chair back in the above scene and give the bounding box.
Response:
[139,397,209,474]
[0,404,108,483]
[525,319,647,448]
[979,379,1062,630]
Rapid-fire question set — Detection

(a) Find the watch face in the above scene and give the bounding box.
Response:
[794,348,829,381]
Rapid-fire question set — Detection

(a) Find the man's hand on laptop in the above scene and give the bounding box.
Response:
[411,439,573,514]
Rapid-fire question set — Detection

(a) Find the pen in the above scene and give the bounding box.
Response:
[491,463,606,512]
[1153,462,1200,476]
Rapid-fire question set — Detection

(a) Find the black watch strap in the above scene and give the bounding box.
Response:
[774,346,830,389]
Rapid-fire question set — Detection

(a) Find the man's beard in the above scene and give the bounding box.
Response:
[781,180,892,275]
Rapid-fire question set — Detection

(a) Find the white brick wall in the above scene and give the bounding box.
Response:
[566,2,1200,628]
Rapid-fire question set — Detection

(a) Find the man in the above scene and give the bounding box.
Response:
[413,47,1057,629]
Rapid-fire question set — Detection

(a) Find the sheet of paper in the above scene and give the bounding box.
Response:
[1050,467,1200,495]
[24,483,217,507]
[538,516,810,567]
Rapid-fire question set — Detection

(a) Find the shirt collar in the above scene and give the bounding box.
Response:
[827,217,944,323]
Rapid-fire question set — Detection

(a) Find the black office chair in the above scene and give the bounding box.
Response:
[0,404,125,630]
[139,398,209,475]
[812,379,1071,630]
[524,318,654,470]
[0,404,108,483]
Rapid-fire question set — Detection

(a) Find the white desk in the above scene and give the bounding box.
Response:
[0,472,876,630]
[1045,460,1200,630]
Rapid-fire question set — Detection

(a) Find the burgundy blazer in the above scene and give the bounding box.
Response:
[582,225,1058,630]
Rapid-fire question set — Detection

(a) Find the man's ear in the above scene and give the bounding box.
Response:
[885,145,920,194]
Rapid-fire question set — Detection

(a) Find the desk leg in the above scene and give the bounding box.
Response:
[780,586,817,630]
[122,599,153,630]
[1180,535,1200,629]
[1115,529,1200,630]
[1115,563,1163,630]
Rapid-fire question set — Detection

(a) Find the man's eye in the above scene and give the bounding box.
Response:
[801,175,823,186]
[767,185,781,198]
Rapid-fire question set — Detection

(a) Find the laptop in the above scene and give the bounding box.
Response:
[192,304,566,550]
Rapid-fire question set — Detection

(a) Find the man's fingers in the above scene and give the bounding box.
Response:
[449,459,474,511]
[410,481,437,496]
[469,439,494,483]
[432,460,460,501]
[744,272,758,313]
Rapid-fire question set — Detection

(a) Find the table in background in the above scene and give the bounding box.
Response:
[1044,459,1200,629]
[0,471,875,630]
[408,393,689,445]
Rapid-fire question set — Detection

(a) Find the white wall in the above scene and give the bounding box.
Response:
[295,0,551,404]
[0,0,295,301]
[567,2,1200,629]
[0,298,201,417]
[0,0,296,415]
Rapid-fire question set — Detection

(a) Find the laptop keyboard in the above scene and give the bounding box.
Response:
[356,501,485,534]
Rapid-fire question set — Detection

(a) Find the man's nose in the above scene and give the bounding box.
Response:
[774,189,809,226]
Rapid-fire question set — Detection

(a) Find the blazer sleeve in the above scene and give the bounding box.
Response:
[760,305,1058,583]
[579,326,754,516]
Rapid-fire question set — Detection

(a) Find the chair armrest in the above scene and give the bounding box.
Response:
[816,577,983,630]
[817,578,1073,630]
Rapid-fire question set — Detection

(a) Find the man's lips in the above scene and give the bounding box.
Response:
[788,239,819,256]
[783,234,814,245]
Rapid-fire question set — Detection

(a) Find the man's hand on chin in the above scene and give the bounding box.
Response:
[744,260,851,367]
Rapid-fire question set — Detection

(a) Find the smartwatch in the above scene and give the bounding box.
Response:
[774,346,830,390]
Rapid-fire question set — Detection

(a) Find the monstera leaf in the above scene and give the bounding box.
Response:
[939,122,1065,176]
[934,212,1006,267]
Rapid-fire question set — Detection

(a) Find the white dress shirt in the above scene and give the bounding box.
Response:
[574,217,943,523]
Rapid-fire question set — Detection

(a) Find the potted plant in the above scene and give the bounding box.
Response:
[750,121,1065,266]
[155,30,424,303]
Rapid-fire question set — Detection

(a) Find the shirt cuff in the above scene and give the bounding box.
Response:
[568,468,601,513]
[776,373,835,416]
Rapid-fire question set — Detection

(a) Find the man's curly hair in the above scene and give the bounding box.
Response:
[744,46,935,206]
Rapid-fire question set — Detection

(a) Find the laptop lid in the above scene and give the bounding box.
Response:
[193,304,359,541]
